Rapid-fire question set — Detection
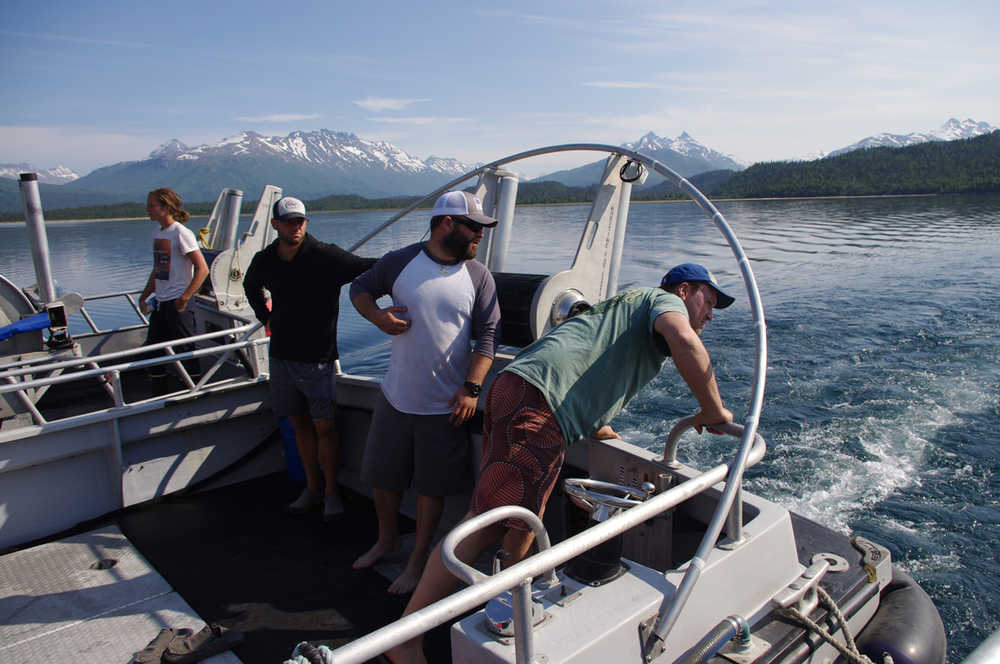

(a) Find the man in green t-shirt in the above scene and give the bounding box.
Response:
[386,262,735,664]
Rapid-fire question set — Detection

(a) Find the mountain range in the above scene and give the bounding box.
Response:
[530,131,746,187]
[825,118,997,157]
[58,129,476,204]
[0,163,80,184]
[0,118,995,213]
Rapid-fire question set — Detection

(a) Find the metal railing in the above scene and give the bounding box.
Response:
[73,289,151,335]
[0,320,266,426]
[325,423,766,664]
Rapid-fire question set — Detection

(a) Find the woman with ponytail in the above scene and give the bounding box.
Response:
[138,187,209,393]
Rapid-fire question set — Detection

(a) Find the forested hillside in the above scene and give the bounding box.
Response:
[715,131,1000,197]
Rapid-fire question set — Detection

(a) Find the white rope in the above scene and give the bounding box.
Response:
[776,585,881,664]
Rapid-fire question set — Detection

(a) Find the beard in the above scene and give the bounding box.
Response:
[442,227,478,260]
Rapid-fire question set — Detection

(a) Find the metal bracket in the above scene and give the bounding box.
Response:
[638,614,665,663]
[718,633,772,664]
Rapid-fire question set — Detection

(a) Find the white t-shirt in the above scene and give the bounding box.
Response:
[152,222,199,301]
[349,243,500,414]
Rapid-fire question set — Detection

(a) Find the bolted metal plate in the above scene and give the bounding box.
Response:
[0,524,241,663]
[719,633,772,664]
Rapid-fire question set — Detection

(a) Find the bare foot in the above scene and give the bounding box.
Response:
[352,538,400,570]
[387,565,421,595]
[387,551,429,595]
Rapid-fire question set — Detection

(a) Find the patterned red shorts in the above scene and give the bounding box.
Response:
[472,372,566,531]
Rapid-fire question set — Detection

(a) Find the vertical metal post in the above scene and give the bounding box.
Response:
[18,173,58,305]
[511,577,536,664]
[725,487,744,545]
[605,181,633,298]
[217,188,243,251]
[108,369,124,407]
[490,171,519,272]
[4,374,46,424]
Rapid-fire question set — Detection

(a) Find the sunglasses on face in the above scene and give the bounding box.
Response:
[453,216,486,233]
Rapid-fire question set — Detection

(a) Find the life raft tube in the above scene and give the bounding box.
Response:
[856,565,947,664]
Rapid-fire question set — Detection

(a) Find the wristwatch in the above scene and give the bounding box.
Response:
[464,381,482,397]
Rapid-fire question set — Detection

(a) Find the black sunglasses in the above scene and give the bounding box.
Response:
[453,216,486,232]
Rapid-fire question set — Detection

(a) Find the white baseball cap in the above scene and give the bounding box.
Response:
[431,191,498,227]
[273,196,307,222]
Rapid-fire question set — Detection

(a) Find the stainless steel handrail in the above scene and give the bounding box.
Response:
[441,505,560,587]
[0,321,266,426]
[326,426,766,664]
[0,335,266,394]
[0,323,259,380]
[645,421,767,657]
[441,506,560,664]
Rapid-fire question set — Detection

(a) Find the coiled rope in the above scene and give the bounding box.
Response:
[776,585,892,664]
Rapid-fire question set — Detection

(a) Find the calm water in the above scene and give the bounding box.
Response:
[2,194,998,659]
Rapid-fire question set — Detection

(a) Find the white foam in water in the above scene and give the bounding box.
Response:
[905,551,963,577]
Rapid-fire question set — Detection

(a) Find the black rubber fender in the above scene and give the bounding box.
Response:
[855,566,947,664]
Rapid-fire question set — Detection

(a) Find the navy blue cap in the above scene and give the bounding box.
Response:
[661,263,735,309]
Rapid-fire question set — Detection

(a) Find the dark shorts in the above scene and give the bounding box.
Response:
[360,390,473,496]
[145,301,198,377]
[269,357,337,420]
[472,372,566,531]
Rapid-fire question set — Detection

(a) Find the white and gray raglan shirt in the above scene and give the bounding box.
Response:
[350,243,500,415]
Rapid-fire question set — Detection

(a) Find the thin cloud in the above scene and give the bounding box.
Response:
[353,97,430,112]
[582,81,662,89]
[0,29,145,48]
[369,116,472,126]
[234,113,321,123]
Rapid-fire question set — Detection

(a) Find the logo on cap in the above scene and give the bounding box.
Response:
[273,196,307,222]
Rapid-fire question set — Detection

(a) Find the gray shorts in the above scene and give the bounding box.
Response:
[269,357,337,420]
[361,390,473,496]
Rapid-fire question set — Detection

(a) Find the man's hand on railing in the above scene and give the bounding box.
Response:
[692,406,733,435]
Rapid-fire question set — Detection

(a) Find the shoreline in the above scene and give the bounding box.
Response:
[0,191,964,224]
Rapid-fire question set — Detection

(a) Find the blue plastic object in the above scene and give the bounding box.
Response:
[0,312,49,341]
[278,416,306,484]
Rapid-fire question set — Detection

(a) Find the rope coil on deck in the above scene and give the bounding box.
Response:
[776,585,891,664]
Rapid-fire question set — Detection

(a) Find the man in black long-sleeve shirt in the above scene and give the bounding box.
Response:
[244,196,375,519]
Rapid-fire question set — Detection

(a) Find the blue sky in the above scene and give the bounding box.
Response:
[2,0,997,177]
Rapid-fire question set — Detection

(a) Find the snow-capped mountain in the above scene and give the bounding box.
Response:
[147,130,472,176]
[63,129,478,202]
[624,131,746,170]
[828,118,997,157]
[532,131,744,188]
[148,139,191,160]
[0,163,80,184]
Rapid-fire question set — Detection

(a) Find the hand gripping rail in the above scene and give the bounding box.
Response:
[325,424,766,664]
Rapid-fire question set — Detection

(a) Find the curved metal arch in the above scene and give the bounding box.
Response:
[347,142,766,445]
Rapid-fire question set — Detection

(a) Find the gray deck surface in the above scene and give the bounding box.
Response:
[0,524,240,664]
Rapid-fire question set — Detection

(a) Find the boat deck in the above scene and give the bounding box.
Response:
[1,440,880,664]
[0,468,457,664]
[0,524,241,664]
